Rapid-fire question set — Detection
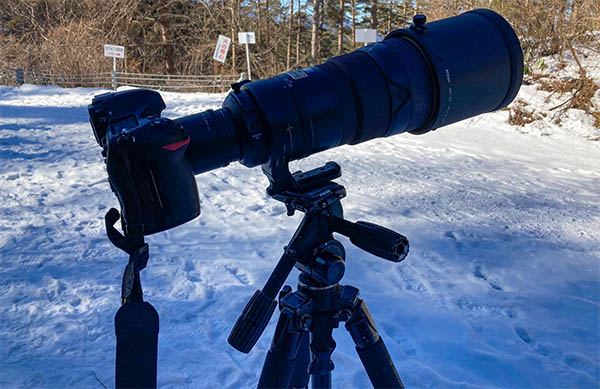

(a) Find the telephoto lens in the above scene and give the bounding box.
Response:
[180,8,522,175]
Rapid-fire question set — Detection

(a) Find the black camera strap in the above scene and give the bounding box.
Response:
[105,208,159,389]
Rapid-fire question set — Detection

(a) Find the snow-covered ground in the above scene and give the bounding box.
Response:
[0,77,598,388]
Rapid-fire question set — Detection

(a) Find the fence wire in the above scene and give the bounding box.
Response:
[0,68,242,93]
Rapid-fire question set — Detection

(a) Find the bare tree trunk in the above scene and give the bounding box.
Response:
[338,0,344,54]
[351,0,356,48]
[317,0,323,63]
[230,0,237,72]
[387,0,392,33]
[371,0,378,29]
[158,22,175,74]
[266,0,275,74]
[287,0,294,69]
[311,0,321,65]
[295,0,302,67]
[257,0,262,42]
[265,0,270,47]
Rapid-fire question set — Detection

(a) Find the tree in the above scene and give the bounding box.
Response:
[337,0,344,54]
[1,0,598,81]
[351,0,356,48]
[287,0,294,69]
[370,0,377,29]
[311,0,321,65]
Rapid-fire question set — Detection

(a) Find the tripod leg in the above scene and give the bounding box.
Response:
[345,299,404,389]
[258,308,306,389]
[289,331,310,388]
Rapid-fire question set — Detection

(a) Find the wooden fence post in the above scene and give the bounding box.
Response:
[15,69,24,86]
[112,71,118,90]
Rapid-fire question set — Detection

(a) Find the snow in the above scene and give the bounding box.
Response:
[0,80,599,388]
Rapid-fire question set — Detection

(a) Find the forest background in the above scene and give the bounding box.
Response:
[0,0,598,80]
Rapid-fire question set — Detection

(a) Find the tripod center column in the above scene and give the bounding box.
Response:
[298,275,340,389]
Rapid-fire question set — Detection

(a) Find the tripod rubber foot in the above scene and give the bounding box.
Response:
[228,290,277,353]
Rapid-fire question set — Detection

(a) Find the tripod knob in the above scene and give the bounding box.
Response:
[352,221,409,262]
[310,240,346,285]
[332,218,409,262]
[313,250,345,285]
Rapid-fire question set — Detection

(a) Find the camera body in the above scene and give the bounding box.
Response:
[89,89,200,235]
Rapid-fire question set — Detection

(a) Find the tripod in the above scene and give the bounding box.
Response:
[228,160,408,388]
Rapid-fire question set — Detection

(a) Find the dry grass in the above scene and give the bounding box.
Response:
[508,99,547,126]
[538,75,600,127]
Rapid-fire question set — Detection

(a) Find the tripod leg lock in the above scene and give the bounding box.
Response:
[345,299,404,388]
[269,307,306,360]
[309,342,336,376]
[345,299,380,348]
[257,290,312,389]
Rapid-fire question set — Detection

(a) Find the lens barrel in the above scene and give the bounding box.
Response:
[176,109,241,174]
[388,9,524,133]
[181,9,522,175]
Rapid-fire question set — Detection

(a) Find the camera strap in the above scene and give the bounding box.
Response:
[105,208,159,389]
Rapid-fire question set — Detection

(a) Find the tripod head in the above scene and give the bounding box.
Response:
[228,159,409,353]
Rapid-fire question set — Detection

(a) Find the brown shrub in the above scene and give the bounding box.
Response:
[38,20,110,75]
[508,99,547,126]
[537,76,600,126]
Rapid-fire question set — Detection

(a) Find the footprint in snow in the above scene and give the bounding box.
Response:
[515,327,556,359]
[184,260,202,283]
[380,322,417,356]
[563,352,598,377]
[444,231,468,253]
[515,327,532,344]
[270,205,287,216]
[472,262,503,291]
[224,264,249,285]
[248,204,263,212]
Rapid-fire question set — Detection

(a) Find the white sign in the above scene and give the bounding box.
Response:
[213,35,232,63]
[104,44,125,58]
[238,32,256,44]
[237,32,256,80]
[355,29,378,43]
